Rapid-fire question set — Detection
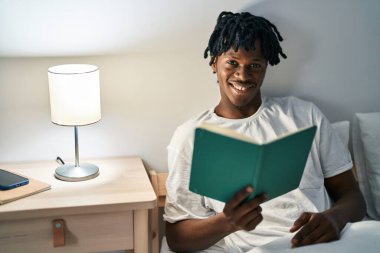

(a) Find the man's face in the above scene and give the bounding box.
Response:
[212,41,268,118]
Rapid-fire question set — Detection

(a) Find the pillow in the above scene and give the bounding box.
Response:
[352,112,380,220]
[331,121,350,147]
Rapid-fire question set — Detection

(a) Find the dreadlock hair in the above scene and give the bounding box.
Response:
[204,11,287,66]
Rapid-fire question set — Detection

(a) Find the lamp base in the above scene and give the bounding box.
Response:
[54,163,99,182]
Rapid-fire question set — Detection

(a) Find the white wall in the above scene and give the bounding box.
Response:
[0,0,379,172]
[0,54,219,171]
[245,0,380,121]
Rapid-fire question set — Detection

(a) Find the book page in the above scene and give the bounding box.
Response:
[199,123,260,144]
[199,123,315,145]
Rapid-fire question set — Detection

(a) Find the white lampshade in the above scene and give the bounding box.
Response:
[48,64,101,126]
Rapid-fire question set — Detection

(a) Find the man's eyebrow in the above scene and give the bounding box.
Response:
[225,51,239,58]
[252,57,266,61]
[224,52,266,62]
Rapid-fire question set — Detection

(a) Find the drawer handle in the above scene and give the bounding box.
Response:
[52,219,66,247]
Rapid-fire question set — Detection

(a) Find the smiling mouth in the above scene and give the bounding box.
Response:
[230,82,255,92]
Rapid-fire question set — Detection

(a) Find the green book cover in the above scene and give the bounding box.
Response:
[189,123,317,203]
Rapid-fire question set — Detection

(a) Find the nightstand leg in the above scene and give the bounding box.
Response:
[134,209,148,253]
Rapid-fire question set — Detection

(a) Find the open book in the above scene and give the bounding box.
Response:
[189,123,317,203]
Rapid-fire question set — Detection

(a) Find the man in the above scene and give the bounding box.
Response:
[163,11,366,252]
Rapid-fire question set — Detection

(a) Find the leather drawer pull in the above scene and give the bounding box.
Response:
[52,219,65,247]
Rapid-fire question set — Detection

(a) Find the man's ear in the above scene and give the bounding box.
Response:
[211,60,217,74]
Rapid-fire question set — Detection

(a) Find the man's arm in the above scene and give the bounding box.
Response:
[290,169,366,247]
[166,186,267,252]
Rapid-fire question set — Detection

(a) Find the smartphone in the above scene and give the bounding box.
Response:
[0,169,29,190]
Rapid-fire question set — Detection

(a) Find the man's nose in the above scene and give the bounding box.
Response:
[234,66,251,81]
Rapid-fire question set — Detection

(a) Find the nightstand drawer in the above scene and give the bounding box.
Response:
[0,211,134,253]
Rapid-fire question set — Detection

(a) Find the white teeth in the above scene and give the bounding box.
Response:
[232,83,253,91]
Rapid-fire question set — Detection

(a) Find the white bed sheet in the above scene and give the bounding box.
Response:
[160,221,380,253]
[248,220,380,253]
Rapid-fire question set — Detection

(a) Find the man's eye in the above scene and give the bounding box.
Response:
[227,60,237,66]
[251,63,261,68]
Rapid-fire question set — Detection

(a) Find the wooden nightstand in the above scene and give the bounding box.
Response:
[0,156,156,253]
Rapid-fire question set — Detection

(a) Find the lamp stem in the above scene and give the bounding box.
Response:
[54,124,99,181]
[74,126,79,167]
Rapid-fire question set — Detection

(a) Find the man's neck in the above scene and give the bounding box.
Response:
[214,97,262,119]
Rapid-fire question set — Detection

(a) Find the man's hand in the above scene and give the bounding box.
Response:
[166,186,267,252]
[289,170,366,248]
[223,186,268,232]
[290,211,341,248]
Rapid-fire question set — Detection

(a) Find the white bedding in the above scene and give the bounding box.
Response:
[247,220,380,253]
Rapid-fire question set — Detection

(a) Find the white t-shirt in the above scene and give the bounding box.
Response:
[164,96,352,252]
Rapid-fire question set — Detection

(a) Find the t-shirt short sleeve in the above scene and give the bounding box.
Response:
[164,122,216,223]
[311,103,353,178]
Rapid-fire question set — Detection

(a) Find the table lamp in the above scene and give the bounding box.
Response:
[48,64,101,181]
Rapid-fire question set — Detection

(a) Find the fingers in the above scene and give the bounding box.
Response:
[291,213,317,246]
[289,212,312,232]
[223,186,267,231]
[292,224,338,247]
[233,192,267,217]
[224,186,253,214]
[241,211,264,231]
[230,203,263,231]
[291,212,341,248]
[291,221,322,247]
